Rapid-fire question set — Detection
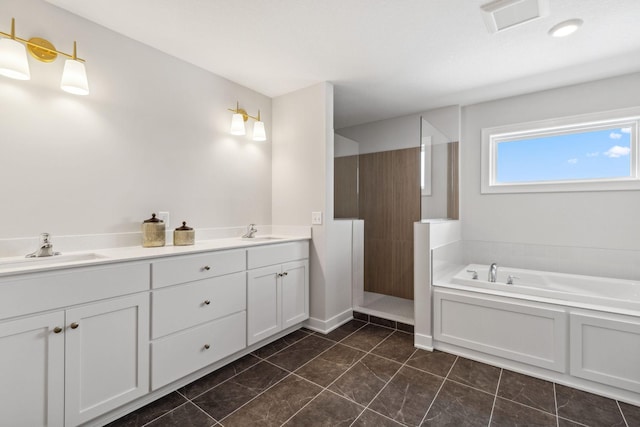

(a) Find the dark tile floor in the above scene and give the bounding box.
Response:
[108,320,640,427]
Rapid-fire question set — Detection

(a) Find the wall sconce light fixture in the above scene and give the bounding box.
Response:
[0,18,89,95]
[228,101,267,141]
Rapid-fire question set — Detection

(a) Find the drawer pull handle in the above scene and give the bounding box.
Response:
[204,300,211,305]
[70,322,79,330]
[53,326,63,334]
[203,266,211,271]
[204,344,210,350]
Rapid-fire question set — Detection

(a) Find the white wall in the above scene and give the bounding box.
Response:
[273,82,351,331]
[336,105,459,155]
[334,134,359,157]
[337,114,419,154]
[461,72,640,251]
[0,0,271,241]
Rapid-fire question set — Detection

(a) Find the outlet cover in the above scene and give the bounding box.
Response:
[311,211,322,225]
[158,211,170,228]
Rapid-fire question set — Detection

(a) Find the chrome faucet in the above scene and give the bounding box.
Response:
[488,263,498,282]
[242,224,258,238]
[26,233,60,258]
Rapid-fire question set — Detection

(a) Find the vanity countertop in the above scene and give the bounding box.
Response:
[0,235,310,278]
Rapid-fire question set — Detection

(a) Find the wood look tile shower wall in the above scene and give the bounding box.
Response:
[359,147,420,300]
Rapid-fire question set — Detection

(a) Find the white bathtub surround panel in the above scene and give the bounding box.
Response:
[434,289,568,372]
[433,283,640,405]
[414,220,462,350]
[570,311,640,394]
[434,240,640,282]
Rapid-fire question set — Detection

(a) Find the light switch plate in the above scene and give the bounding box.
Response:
[311,211,322,225]
[158,211,170,228]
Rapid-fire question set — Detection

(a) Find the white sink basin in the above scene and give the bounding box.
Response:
[0,253,108,270]
[239,236,284,242]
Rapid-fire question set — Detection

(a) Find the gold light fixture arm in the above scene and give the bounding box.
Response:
[0,18,86,63]
[228,101,262,122]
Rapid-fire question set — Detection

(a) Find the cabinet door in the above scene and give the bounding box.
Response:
[65,294,150,426]
[0,312,64,427]
[247,265,281,345]
[281,260,309,329]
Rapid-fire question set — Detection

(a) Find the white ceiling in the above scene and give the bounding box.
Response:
[46,0,640,129]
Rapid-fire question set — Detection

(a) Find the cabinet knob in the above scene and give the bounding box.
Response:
[277,273,282,277]
[53,326,63,334]
[204,344,210,350]
[282,272,288,276]
[204,300,211,305]
[203,266,211,271]
[70,322,79,330]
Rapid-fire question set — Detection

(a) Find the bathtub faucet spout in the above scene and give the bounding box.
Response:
[488,263,498,282]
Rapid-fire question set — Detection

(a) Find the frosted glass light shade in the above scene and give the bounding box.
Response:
[230,113,246,135]
[60,59,89,95]
[252,121,266,141]
[0,38,30,80]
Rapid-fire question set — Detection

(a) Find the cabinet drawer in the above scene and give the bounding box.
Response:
[247,241,309,269]
[0,262,150,321]
[152,272,246,339]
[151,311,246,389]
[152,249,246,289]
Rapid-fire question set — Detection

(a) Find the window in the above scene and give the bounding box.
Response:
[481,107,640,193]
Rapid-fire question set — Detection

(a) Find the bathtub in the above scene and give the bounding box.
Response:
[432,264,640,404]
[443,263,640,313]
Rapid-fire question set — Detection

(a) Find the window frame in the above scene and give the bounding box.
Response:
[481,107,640,194]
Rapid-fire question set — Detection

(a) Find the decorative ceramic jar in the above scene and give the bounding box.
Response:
[173,221,195,246]
[142,213,165,247]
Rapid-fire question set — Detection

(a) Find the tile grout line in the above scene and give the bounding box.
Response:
[418,355,460,426]
[554,383,559,427]
[139,400,216,427]
[281,322,402,426]
[188,333,317,424]
[188,329,315,403]
[186,354,264,402]
[281,323,414,427]
[215,334,336,425]
[350,346,422,427]
[617,400,630,427]
[217,321,373,426]
[487,368,503,426]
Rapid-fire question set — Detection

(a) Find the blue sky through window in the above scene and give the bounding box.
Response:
[496,127,632,183]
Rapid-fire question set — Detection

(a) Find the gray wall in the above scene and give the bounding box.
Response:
[0,0,272,239]
[461,72,640,251]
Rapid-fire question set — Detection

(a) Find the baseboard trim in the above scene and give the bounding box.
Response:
[304,308,353,334]
[414,333,433,351]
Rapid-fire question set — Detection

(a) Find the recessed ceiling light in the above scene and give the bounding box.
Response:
[548,19,583,37]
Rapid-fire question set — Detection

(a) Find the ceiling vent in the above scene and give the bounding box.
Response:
[481,0,549,34]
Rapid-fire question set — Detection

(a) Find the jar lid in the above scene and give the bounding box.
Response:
[175,221,193,231]
[144,213,163,223]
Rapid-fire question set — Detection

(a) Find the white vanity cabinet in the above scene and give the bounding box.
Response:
[150,250,248,390]
[247,242,309,346]
[0,262,150,427]
[0,312,65,427]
